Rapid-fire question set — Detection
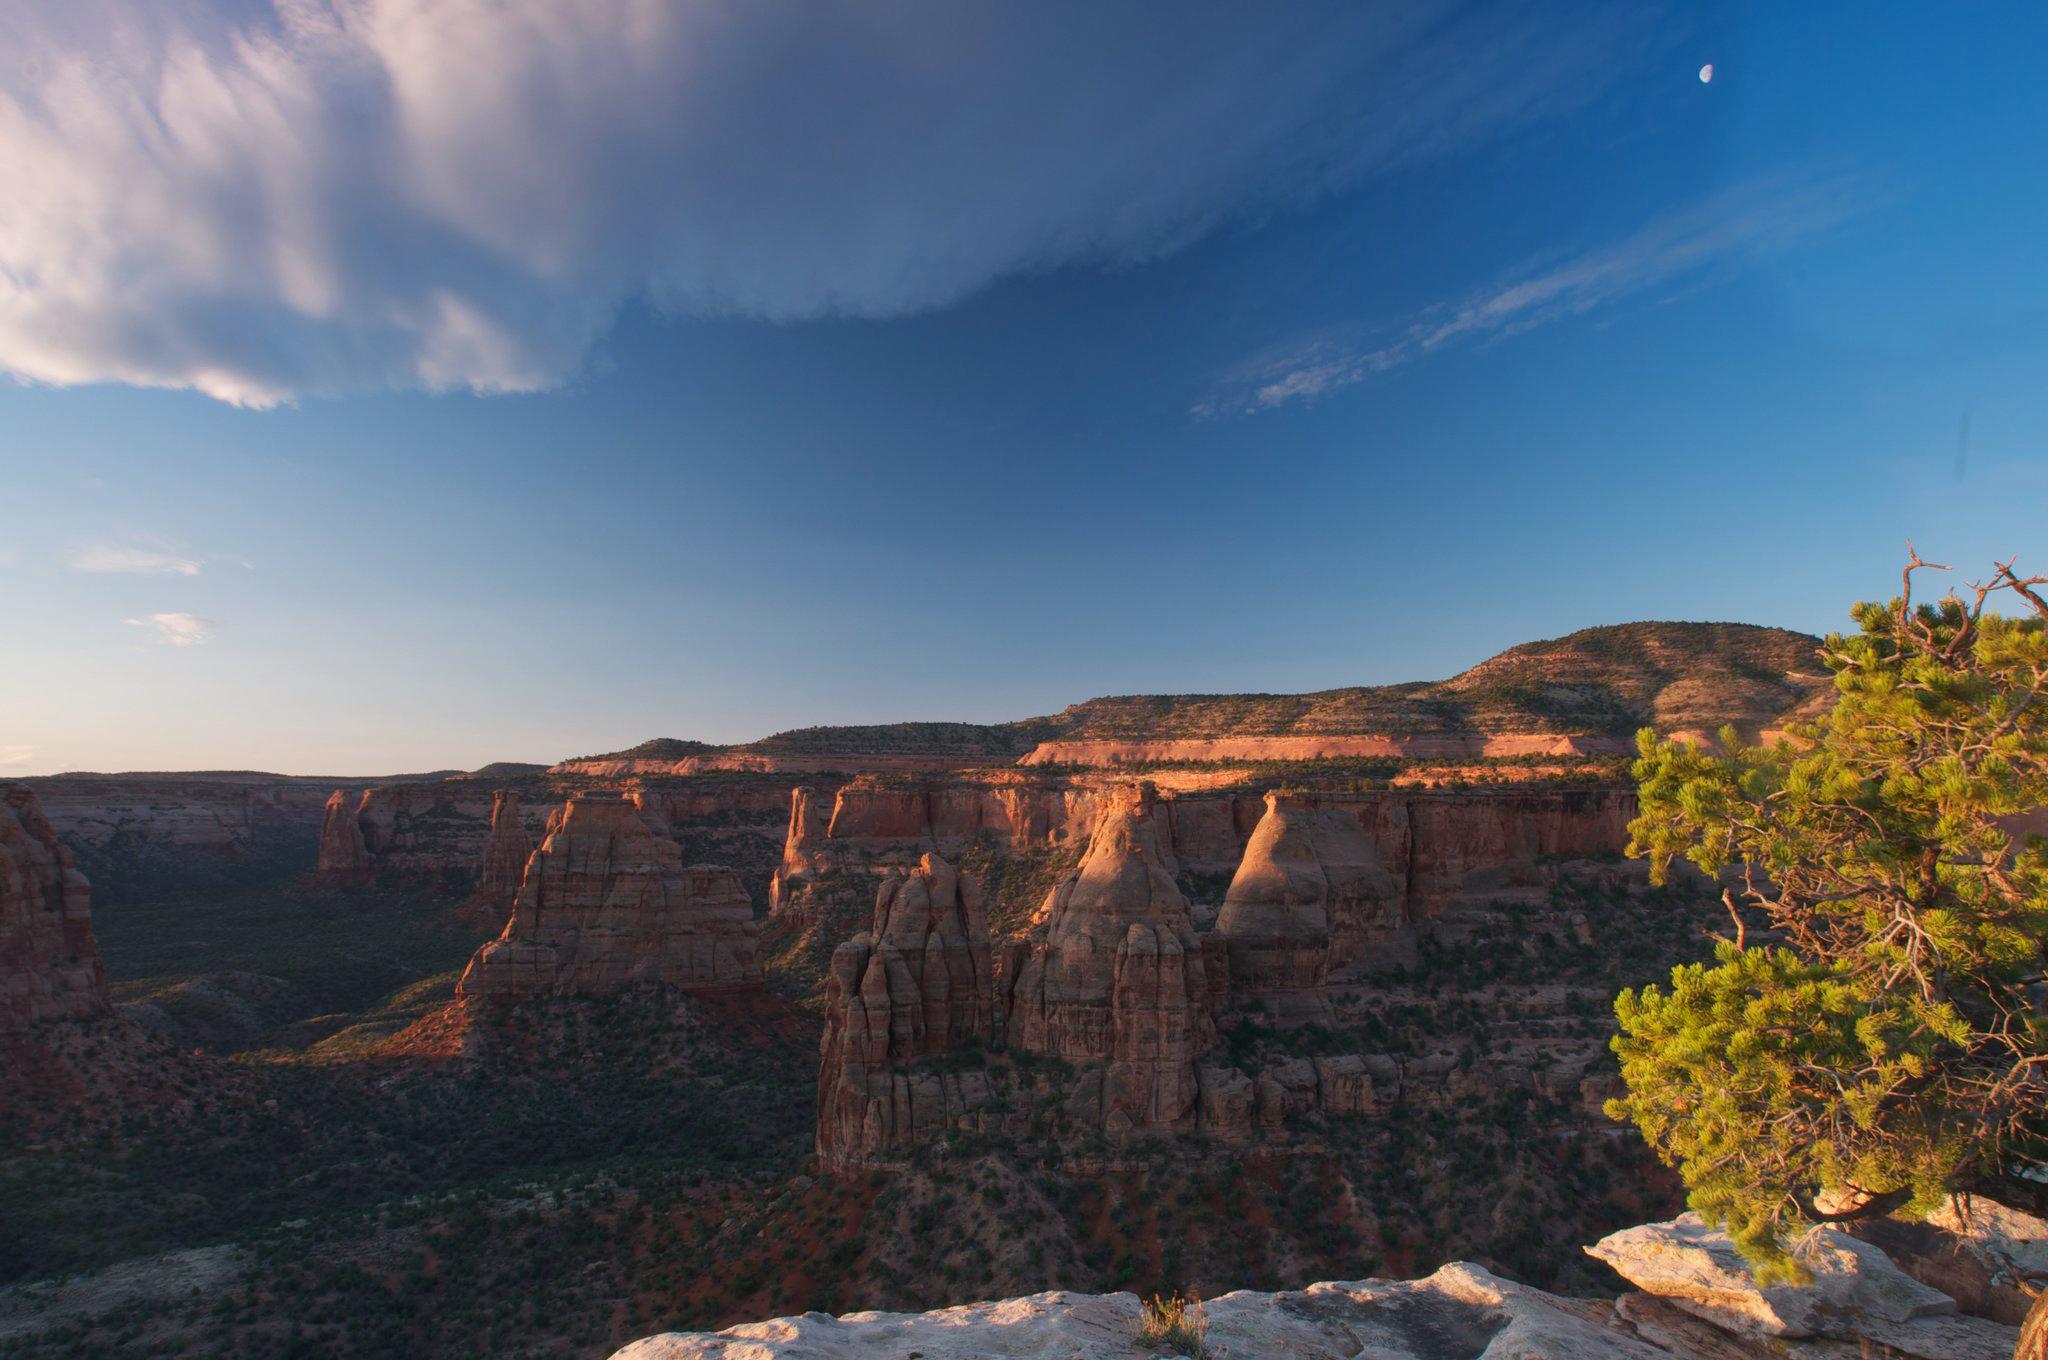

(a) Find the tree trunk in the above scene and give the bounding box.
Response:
[2018,1288,2048,1360]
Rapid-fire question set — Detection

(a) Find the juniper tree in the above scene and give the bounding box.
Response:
[1610,554,2048,1342]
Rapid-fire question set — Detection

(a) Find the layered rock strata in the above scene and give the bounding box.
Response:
[1215,790,1401,1019]
[315,790,374,886]
[1004,783,1217,1138]
[1,783,110,1032]
[774,775,1633,936]
[1019,732,1635,765]
[472,789,532,923]
[26,772,351,860]
[816,854,996,1167]
[555,752,988,778]
[457,794,762,1001]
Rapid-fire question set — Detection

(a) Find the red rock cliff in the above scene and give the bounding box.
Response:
[457,793,762,1001]
[815,853,997,1167]
[1,783,110,1033]
[472,789,532,924]
[771,773,1632,932]
[1215,791,1401,1019]
[1003,783,1218,1138]
[315,790,373,887]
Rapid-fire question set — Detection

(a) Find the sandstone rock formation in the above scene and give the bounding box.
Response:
[1374,787,1634,926]
[816,854,997,1167]
[1,783,110,1033]
[457,793,762,1001]
[25,772,350,861]
[1019,731,1637,765]
[315,789,373,886]
[1004,783,1216,1138]
[1590,1213,2015,1357]
[771,770,1633,945]
[472,789,532,923]
[1848,1196,2048,1326]
[612,1211,2020,1360]
[318,782,564,888]
[1216,790,1401,1017]
[613,1267,1658,1360]
[767,785,836,919]
[555,751,990,777]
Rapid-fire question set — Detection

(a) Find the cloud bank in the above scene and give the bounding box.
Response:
[0,1,1649,406]
[125,612,218,646]
[1200,173,1872,416]
[70,543,204,576]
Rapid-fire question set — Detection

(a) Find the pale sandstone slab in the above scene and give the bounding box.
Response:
[610,1265,1679,1360]
[1589,1215,2015,1359]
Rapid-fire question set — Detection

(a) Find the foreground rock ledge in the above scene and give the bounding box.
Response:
[612,1267,1661,1360]
[611,1213,2021,1359]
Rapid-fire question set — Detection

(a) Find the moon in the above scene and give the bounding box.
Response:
[1699,63,1714,83]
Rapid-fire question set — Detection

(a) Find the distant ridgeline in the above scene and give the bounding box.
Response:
[553,621,1830,775]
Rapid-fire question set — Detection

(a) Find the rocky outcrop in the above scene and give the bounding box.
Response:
[816,854,996,1168]
[1591,1213,2017,1357]
[26,772,351,861]
[772,771,1632,935]
[356,785,512,878]
[1848,1196,2048,1326]
[1372,788,1635,924]
[614,1266,1658,1360]
[1020,732,1636,765]
[554,752,989,778]
[1,783,110,1033]
[472,790,532,923]
[457,794,762,1001]
[1216,791,1401,1017]
[1004,783,1216,1138]
[613,1212,2020,1360]
[767,785,837,918]
[315,790,373,886]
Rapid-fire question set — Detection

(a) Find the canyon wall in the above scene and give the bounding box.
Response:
[316,784,533,886]
[1003,783,1220,1139]
[27,772,358,860]
[457,794,762,1001]
[774,773,1634,934]
[471,789,532,923]
[1214,790,1399,1020]
[317,777,803,895]
[553,752,990,778]
[1,783,110,1033]
[1019,732,1634,765]
[816,854,997,1168]
[316,790,374,887]
[807,775,1646,1166]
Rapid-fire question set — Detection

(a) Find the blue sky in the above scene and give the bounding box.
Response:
[3,2,2045,776]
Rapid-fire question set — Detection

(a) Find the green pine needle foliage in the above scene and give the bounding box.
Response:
[1609,563,2048,1282]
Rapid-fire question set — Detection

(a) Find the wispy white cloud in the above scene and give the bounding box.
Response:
[124,612,218,646]
[1198,172,1873,417]
[0,1,1658,407]
[0,745,32,768]
[70,543,204,576]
